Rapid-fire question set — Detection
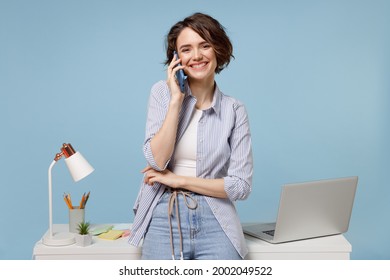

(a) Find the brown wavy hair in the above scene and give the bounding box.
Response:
[165,13,234,74]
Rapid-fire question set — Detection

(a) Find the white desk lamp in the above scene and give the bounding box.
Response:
[42,143,94,246]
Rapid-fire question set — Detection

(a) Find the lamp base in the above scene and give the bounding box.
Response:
[42,232,75,246]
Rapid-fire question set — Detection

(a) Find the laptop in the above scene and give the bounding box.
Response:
[243,176,358,243]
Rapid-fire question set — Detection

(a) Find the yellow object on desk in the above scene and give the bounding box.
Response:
[90,225,114,236]
[98,230,124,240]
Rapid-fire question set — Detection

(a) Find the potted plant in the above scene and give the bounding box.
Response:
[75,221,92,246]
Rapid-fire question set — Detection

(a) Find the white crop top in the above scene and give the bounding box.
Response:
[172,109,203,177]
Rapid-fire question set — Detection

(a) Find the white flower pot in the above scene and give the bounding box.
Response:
[75,234,92,247]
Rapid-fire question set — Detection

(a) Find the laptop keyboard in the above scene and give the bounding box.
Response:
[263,230,275,236]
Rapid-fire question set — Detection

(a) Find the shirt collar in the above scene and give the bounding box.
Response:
[210,83,222,115]
[186,82,222,115]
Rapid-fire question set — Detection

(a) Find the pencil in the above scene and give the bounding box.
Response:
[79,192,86,209]
[67,193,73,209]
[83,191,90,208]
[63,193,72,209]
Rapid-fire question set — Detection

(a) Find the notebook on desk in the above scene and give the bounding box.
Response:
[243,176,358,243]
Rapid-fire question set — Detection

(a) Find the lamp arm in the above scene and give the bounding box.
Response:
[48,160,57,238]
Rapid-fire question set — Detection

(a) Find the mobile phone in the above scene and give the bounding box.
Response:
[173,51,187,93]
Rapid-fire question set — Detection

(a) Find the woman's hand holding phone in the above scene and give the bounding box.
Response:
[174,51,187,93]
[167,51,186,98]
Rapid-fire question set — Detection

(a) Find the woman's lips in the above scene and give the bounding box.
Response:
[189,62,208,70]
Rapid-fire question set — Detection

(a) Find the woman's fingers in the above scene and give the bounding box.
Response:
[141,165,153,173]
[167,56,185,95]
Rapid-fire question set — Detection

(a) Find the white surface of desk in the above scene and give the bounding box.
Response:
[33,224,140,260]
[33,224,351,260]
[244,233,351,260]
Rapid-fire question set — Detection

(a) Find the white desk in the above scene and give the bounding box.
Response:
[33,224,351,260]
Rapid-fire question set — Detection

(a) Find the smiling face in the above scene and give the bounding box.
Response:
[176,27,217,84]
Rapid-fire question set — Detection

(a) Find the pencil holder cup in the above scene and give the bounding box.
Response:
[69,208,85,233]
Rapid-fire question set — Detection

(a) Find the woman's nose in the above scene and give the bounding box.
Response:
[193,48,203,61]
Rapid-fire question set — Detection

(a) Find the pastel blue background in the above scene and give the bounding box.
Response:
[1,0,389,260]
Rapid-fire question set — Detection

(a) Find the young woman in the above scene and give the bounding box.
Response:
[129,12,253,260]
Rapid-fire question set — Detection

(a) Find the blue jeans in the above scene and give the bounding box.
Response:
[141,191,242,260]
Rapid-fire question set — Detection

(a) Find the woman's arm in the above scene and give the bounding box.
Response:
[142,166,227,198]
[149,98,182,169]
[145,56,185,170]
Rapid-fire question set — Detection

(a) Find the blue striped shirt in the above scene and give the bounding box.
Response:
[129,80,253,258]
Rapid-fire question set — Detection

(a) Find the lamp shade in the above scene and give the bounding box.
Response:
[64,151,94,182]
